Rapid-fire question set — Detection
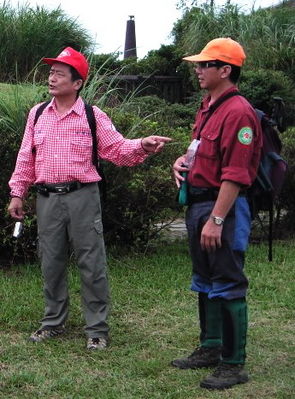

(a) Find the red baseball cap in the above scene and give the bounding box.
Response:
[43,47,89,81]
[183,38,246,67]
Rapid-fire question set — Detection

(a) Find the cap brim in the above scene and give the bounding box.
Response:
[42,57,58,65]
[182,54,215,62]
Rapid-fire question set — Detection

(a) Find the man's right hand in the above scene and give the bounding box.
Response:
[8,197,25,220]
[173,155,189,188]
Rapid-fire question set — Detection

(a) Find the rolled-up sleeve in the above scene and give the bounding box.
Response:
[220,112,261,187]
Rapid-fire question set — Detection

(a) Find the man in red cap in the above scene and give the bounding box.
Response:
[8,47,171,350]
[171,38,262,389]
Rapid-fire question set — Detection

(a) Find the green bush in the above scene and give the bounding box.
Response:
[119,95,199,129]
[276,127,295,231]
[239,69,295,125]
[98,108,189,248]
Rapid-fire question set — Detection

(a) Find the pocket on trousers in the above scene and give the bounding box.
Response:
[94,218,103,234]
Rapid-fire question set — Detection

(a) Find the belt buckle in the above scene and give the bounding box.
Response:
[55,185,69,194]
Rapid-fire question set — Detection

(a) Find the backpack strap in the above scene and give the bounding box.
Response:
[84,102,98,171]
[34,100,51,125]
[84,102,107,201]
[196,91,241,136]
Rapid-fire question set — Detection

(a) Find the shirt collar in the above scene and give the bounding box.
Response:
[49,96,84,116]
[202,86,238,109]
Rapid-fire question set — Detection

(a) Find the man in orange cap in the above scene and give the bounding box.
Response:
[171,38,262,389]
[8,47,171,351]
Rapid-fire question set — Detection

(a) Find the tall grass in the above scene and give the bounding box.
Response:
[0,1,92,82]
[176,2,295,79]
[0,239,294,398]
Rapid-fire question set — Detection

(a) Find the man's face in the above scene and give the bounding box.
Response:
[194,61,229,91]
[48,62,82,97]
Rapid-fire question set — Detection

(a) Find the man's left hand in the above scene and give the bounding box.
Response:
[141,136,172,153]
[200,218,223,252]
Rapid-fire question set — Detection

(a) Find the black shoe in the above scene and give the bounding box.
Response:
[171,346,221,369]
[87,337,108,350]
[29,325,65,342]
[200,363,249,390]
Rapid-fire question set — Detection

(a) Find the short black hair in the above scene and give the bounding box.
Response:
[69,65,84,95]
[214,60,241,84]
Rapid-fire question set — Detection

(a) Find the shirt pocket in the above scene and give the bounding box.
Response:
[70,135,93,163]
[197,131,220,160]
[33,133,45,162]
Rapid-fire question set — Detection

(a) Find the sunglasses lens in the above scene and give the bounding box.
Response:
[196,61,218,68]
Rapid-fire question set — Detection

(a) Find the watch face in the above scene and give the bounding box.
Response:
[212,216,223,225]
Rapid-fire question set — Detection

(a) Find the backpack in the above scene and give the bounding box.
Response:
[246,100,288,261]
[222,93,288,261]
[33,100,107,201]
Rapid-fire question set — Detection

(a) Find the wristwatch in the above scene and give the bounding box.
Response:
[210,215,224,226]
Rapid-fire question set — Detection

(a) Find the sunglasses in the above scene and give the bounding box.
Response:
[195,61,220,69]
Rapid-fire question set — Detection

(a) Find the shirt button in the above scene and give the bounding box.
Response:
[54,154,58,158]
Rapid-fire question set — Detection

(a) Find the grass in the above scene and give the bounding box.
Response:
[0,240,294,399]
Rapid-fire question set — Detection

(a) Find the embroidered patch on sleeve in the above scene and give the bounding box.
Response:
[238,127,253,145]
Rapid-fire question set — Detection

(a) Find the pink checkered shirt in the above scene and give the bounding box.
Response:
[9,97,148,198]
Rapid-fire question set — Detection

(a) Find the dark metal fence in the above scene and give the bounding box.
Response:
[109,75,184,103]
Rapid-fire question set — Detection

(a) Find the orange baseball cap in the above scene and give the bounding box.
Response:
[183,37,246,67]
[43,47,89,81]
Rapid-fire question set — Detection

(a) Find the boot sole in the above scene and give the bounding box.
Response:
[200,375,249,389]
[171,360,219,369]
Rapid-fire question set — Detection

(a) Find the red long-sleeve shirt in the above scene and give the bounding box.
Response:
[188,87,262,188]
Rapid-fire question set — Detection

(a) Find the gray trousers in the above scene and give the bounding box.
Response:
[36,183,109,338]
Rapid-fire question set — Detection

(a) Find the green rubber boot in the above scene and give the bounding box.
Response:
[221,297,248,364]
[200,298,249,389]
[198,292,222,348]
[171,293,222,369]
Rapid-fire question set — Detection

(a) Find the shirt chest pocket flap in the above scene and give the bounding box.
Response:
[198,131,220,160]
[70,135,93,160]
[33,133,45,157]
[33,133,45,147]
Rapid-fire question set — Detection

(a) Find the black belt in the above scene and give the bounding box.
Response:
[188,186,219,204]
[35,181,89,196]
[188,186,246,204]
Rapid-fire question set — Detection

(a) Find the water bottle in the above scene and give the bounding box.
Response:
[178,139,201,205]
[184,139,201,169]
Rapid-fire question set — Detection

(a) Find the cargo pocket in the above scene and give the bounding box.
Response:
[94,218,104,235]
